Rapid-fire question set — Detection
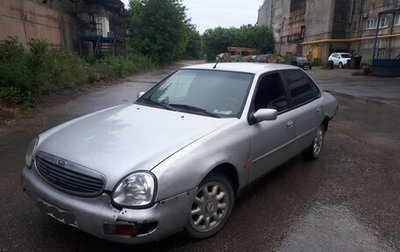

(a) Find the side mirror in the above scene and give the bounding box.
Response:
[252,109,277,123]
[137,91,145,99]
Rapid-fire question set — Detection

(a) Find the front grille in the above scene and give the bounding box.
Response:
[35,152,106,197]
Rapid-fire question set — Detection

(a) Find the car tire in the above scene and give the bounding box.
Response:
[303,124,325,160]
[338,62,343,69]
[185,174,235,239]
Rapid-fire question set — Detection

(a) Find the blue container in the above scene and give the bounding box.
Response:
[372,59,400,77]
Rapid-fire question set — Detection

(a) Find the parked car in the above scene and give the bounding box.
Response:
[22,63,338,244]
[253,55,268,63]
[291,56,312,69]
[328,52,352,68]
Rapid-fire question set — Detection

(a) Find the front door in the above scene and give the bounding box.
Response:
[248,72,297,182]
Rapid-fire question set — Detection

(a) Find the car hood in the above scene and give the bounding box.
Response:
[37,104,235,188]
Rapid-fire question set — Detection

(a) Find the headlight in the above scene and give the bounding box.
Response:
[112,172,156,208]
[25,137,39,167]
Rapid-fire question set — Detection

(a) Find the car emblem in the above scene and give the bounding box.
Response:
[57,159,66,166]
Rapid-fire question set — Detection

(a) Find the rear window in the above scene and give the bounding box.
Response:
[283,70,319,106]
[340,53,351,58]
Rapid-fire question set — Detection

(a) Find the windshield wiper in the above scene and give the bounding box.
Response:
[137,97,174,111]
[137,99,220,118]
[169,104,220,118]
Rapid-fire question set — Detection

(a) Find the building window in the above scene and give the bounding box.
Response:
[290,0,306,12]
[366,17,389,30]
[395,14,400,26]
[379,16,389,28]
[366,18,377,30]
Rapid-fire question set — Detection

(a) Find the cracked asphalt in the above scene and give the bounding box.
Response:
[0,62,399,251]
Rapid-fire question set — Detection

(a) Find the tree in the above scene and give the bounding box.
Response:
[127,0,189,65]
[202,25,275,61]
[183,24,202,59]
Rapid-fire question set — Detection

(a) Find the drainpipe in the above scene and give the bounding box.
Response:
[372,14,381,60]
[356,0,366,55]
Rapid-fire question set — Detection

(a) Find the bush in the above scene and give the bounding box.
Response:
[94,53,155,80]
[0,38,91,105]
[0,38,29,105]
[0,87,20,106]
[0,38,155,107]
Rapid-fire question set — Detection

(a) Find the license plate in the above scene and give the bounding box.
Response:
[37,199,77,227]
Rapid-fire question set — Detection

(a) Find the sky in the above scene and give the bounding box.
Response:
[120,0,263,34]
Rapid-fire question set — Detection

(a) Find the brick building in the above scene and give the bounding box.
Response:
[257,0,400,64]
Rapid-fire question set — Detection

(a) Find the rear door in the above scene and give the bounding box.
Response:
[280,70,324,152]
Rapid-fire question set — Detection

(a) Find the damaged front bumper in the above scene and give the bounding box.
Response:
[22,166,196,244]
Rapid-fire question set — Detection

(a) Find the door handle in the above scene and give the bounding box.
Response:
[286,120,294,128]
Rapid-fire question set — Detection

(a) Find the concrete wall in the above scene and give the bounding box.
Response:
[258,1,270,28]
[258,0,284,54]
[31,0,76,15]
[0,0,78,49]
[304,0,333,42]
[278,0,300,56]
[302,0,335,61]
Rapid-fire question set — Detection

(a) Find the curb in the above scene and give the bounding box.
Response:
[325,90,400,111]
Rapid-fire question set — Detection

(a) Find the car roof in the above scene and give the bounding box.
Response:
[182,63,299,74]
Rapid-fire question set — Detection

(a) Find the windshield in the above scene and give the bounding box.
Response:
[137,69,254,118]
[340,53,351,58]
[296,57,308,62]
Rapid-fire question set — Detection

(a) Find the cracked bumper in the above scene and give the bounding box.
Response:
[22,166,196,244]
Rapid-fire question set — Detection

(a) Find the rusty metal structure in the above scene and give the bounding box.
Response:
[75,0,126,58]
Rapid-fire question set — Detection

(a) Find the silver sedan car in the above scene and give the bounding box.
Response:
[22,63,337,243]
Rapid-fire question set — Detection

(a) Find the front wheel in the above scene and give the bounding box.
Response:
[185,174,235,239]
[338,62,343,69]
[303,125,325,160]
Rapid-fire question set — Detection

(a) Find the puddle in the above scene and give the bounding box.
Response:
[276,204,396,252]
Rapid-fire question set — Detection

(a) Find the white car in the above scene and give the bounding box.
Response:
[328,53,352,68]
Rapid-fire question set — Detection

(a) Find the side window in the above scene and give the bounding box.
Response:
[254,73,289,112]
[283,70,318,106]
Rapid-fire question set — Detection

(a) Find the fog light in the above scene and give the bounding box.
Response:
[104,222,138,237]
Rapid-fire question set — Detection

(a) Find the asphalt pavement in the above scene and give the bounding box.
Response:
[307,67,400,108]
[0,62,399,251]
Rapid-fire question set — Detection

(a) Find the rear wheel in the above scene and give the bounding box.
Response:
[303,125,325,160]
[186,174,234,239]
[338,62,343,69]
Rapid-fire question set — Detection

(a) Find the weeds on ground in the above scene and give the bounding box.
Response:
[0,38,155,107]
